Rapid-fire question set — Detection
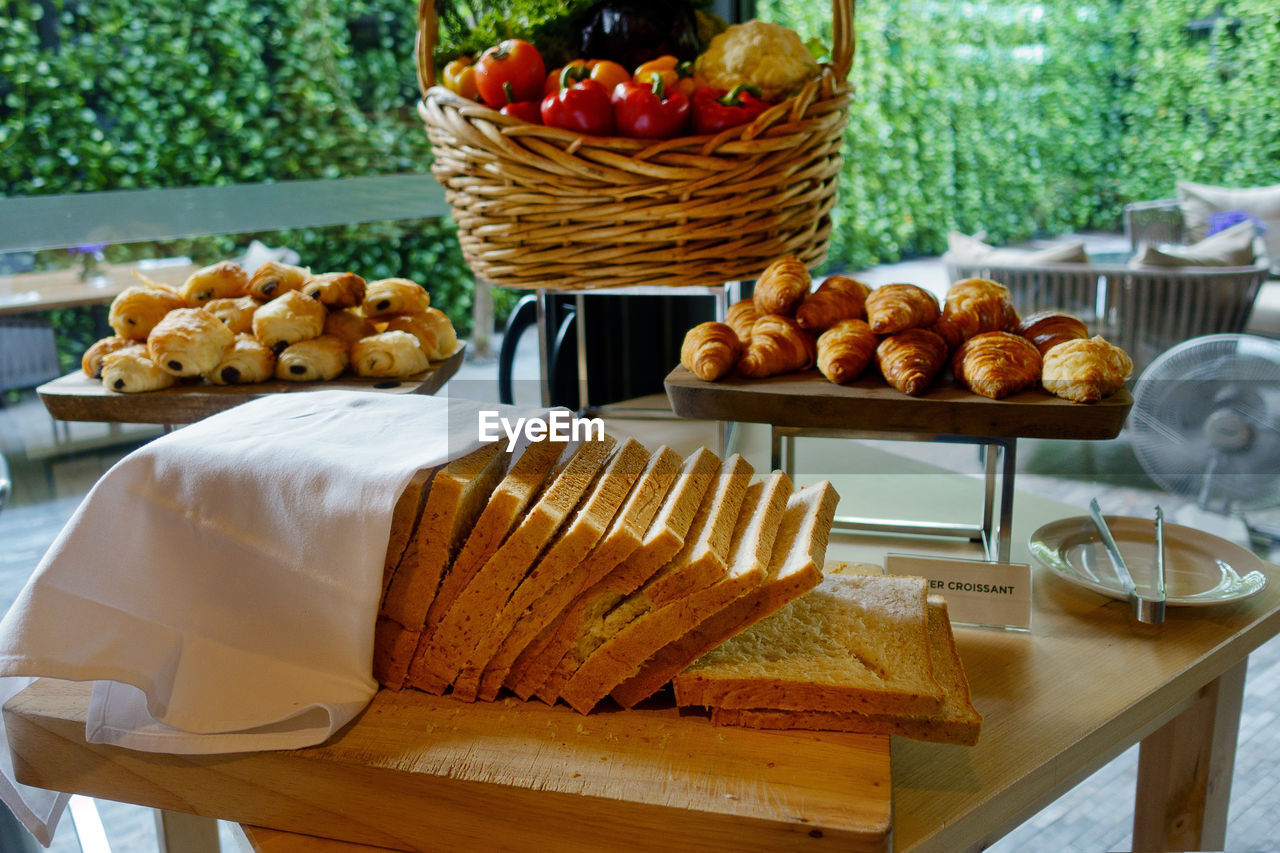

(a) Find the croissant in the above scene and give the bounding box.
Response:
[203,295,260,335]
[301,272,367,309]
[362,278,431,318]
[247,260,310,300]
[324,308,378,346]
[816,319,878,384]
[107,285,187,340]
[1016,310,1089,357]
[387,308,457,360]
[352,330,431,378]
[180,261,249,304]
[753,256,811,316]
[276,335,351,382]
[737,314,816,378]
[1041,336,1133,403]
[935,278,1019,349]
[876,328,949,396]
[209,334,276,385]
[952,331,1042,399]
[864,284,940,335]
[725,298,761,347]
[252,290,327,353]
[796,275,871,334]
[681,321,742,381]
[82,336,138,379]
[100,347,176,393]
[148,307,235,378]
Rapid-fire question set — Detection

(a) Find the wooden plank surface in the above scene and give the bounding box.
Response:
[37,344,466,424]
[5,682,892,853]
[664,366,1131,440]
[0,261,197,315]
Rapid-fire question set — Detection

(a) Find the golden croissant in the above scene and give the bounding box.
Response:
[797,275,871,334]
[753,256,811,316]
[865,284,940,335]
[876,328,949,396]
[181,260,249,305]
[952,331,1042,399]
[817,319,878,384]
[1041,336,1132,403]
[725,298,761,347]
[737,314,816,378]
[1016,310,1089,357]
[681,321,742,381]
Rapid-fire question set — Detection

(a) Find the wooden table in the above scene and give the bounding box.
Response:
[0,261,197,316]
[4,474,1275,853]
[36,344,467,425]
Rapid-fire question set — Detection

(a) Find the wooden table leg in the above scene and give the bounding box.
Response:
[155,809,220,853]
[1133,658,1248,852]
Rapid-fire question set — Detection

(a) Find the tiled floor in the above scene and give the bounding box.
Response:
[3,241,1279,850]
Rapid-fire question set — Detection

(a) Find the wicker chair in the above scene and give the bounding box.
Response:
[945,253,1270,376]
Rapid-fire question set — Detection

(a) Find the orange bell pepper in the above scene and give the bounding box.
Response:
[442,56,479,101]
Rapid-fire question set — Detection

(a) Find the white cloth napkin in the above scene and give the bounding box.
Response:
[0,389,545,844]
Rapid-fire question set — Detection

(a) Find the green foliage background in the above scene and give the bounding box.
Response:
[3,0,1279,345]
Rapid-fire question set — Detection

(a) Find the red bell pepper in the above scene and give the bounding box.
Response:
[540,65,614,135]
[496,81,543,124]
[612,72,690,139]
[691,84,770,135]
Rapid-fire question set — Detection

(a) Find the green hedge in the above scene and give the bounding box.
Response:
[3,0,1278,308]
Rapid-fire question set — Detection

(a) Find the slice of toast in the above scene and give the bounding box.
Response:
[707,597,981,746]
[672,573,943,716]
[535,453,753,705]
[452,438,651,701]
[507,448,719,702]
[379,466,437,601]
[381,443,507,630]
[407,435,617,695]
[474,444,684,702]
[609,480,839,709]
[559,470,792,714]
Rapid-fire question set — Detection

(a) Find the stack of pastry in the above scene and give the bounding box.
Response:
[678,257,1132,403]
[81,259,458,393]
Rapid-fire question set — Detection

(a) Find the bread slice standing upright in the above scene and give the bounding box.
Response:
[507,448,720,702]
[539,453,753,706]
[609,480,839,709]
[408,435,617,695]
[673,573,943,716]
[559,470,792,714]
[452,438,650,701]
[475,445,684,701]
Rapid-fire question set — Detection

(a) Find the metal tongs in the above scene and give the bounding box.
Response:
[1089,499,1167,624]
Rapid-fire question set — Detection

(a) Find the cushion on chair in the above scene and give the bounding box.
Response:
[1129,220,1258,268]
[945,232,1090,265]
[1178,180,1280,264]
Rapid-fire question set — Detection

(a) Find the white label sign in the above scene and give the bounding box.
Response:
[886,553,1032,630]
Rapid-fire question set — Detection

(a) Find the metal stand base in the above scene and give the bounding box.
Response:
[771,426,1017,563]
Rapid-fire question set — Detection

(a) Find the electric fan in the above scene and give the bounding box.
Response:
[1129,334,1280,548]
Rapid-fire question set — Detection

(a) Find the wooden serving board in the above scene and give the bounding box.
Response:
[665,366,1131,440]
[6,680,892,852]
[37,344,466,425]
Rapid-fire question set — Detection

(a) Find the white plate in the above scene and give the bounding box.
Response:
[1029,515,1269,605]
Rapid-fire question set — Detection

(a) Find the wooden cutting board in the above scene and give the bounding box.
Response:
[37,344,465,425]
[6,680,891,852]
[665,365,1131,440]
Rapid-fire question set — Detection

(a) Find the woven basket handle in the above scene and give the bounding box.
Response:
[417,1,856,97]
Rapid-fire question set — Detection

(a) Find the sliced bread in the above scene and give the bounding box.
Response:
[609,480,839,709]
[475,445,684,702]
[507,447,720,702]
[532,453,752,704]
[379,466,438,601]
[407,435,617,695]
[708,597,982,746]
[559,470,792,714]
[452,438,651,701]
[672,573,943,716]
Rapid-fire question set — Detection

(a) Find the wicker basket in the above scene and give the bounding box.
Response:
[416,1,855,291]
